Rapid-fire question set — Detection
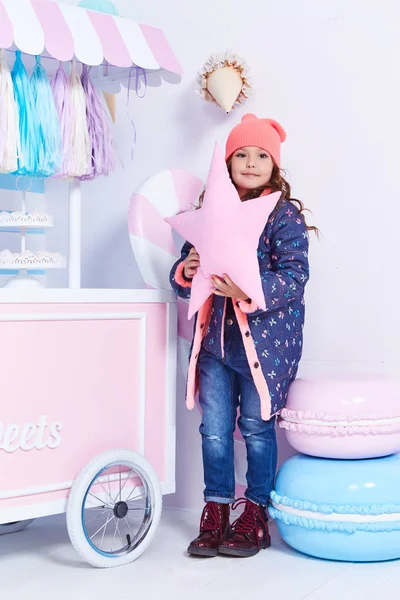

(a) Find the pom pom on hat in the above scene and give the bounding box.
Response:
[241,113,257,122]
[225,113,286,166]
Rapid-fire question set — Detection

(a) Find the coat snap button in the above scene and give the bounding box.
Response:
[245,331,250,337]
[254,362,260,369]
[227,319,234,326]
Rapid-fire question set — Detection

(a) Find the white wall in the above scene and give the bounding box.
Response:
[56,0,400,509]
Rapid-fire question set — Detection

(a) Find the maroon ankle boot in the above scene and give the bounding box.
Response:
[187,501,230,557]
[218,498,271,557]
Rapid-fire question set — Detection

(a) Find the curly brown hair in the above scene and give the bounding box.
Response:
[196,157,319,236]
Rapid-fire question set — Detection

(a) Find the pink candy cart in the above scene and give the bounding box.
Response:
[0,0,183,568]
[0,289,177,567]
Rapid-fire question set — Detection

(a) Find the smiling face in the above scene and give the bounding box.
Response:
[230,146,274,198]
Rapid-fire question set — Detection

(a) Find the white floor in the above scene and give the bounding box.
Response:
[0,509,399,600]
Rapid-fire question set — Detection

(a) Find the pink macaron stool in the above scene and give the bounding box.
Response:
[279,375,400,459]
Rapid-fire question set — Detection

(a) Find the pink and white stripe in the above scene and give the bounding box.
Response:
[129,169,202,361]
[0,0,183,73]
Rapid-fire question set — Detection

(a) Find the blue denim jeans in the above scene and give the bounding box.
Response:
[197,317,277,507]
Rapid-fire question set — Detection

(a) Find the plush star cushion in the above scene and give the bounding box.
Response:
[166,143,281,319]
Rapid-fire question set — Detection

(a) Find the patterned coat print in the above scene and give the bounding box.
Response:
[169,197,310,420]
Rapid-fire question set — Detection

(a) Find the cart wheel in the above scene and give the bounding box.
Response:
[67,449,162,568]
[0,520,34,535]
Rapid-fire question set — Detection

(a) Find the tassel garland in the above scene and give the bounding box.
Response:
[0,51,117,180]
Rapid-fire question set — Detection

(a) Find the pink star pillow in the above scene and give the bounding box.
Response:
[165,143,281,319]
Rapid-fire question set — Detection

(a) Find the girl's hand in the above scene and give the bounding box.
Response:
[211,274,249,300]
[184,247,200,279]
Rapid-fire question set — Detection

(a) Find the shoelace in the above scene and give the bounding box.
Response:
[200,502,224,536]
[231,498,268,547]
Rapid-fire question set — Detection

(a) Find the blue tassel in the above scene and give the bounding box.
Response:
[11,51,39,176]
[31,55,61,177]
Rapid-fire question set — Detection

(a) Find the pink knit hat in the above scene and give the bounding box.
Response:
[225,113,287,167]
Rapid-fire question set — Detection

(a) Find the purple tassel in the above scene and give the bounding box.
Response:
[80,65,115,180]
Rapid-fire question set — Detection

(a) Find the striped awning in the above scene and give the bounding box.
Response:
[0,0,183,75]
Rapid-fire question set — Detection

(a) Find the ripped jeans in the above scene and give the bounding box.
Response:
[198,318,277,507]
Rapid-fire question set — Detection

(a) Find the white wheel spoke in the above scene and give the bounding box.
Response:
[85,508,109,526]
[99,512,110,549]
[118,469,122,503]
[107,474,112,505]
[115,518,125,547]
[126,514,138,523]
[90,514,114,540]
[94,478,114,506]
[125,487,146,504]
[88,492,113,509]
[123,516,133,542]
[117,468,134,499]
[111,519,119,552]
[126,493,145,505]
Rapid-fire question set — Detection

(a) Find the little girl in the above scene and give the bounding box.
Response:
[170,114,316,558]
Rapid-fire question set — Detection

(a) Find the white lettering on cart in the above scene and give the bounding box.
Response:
[0,415,63,453]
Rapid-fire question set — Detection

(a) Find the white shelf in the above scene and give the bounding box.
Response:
[0,211,54,228]
[0,251,66,270]
[0,263,65,270]
[0,288,177,303]
[0,224,53,230]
